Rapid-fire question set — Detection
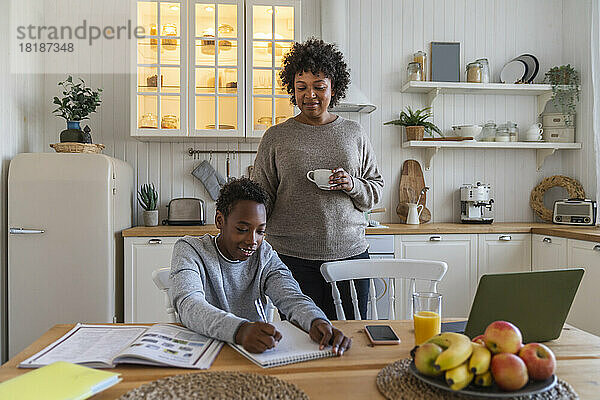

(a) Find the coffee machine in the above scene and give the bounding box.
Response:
[460,182,494,224]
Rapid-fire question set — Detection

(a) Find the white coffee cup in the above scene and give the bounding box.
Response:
[307,169,333,189]
[523,124,543,141]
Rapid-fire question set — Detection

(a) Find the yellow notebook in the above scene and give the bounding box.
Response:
[0,361,121,400]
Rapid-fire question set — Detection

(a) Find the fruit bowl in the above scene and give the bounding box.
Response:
[408,361,556,398]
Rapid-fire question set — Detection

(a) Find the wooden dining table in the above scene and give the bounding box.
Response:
[1,320,599,399]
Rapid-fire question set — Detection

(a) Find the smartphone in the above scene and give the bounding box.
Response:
[365,325,401,345]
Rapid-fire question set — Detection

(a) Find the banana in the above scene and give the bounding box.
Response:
[474,370,493,387]
[426,332,473,371]
[445,362,474,391]
[469,342,491,375]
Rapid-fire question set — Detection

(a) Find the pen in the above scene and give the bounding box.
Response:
[255,298,268,322]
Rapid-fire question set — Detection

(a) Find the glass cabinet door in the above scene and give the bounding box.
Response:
[246,1,299,138]
[190,1,244,137]
[134,0,187,137]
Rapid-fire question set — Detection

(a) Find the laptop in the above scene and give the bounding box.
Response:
[442,269,584,343]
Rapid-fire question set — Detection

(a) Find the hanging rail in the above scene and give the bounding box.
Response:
[188,148,257,159]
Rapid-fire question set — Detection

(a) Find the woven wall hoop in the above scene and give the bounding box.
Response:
[530,175,585,222]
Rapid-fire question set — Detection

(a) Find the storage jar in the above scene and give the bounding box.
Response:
[466,62,483,83]
[475,58,490,83]
[413,51,427,81]
[407,62,422,81]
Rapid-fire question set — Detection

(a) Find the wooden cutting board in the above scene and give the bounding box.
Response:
[396,159,431,223]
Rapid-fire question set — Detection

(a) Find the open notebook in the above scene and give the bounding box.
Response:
[231,320,335,368]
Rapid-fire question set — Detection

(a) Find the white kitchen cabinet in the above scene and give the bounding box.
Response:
[131,0,300,140]
[477,233,531,278]
[124,236,179,323]
[566,239,600,335]
[532,234,568,270]
[398,234,478,318]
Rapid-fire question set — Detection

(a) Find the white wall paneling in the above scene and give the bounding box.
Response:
[31,0,592,226]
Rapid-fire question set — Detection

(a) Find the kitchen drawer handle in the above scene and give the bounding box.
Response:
[9,228,45,234]
[148,238,163,245]
[543,237,552,243]
[499,235,512,241]
[594,245,600,252]
[429,236,442,242]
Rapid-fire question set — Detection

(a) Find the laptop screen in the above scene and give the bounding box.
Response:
[463,269,584,342]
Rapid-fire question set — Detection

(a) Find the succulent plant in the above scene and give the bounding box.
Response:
[384,106,443,137]
[138,183,158,211]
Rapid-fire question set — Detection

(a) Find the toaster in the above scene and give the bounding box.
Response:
[553,198,597,226]
[162,198,206,225]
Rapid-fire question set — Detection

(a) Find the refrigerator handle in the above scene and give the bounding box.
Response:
[9,228,45,234]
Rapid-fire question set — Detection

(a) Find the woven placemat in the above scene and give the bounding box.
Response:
[376,358,578,400]
[118,371,309,400]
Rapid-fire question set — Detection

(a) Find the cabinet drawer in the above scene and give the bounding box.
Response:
[366,235,394,253]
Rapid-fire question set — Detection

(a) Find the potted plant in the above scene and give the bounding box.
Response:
[138,183,159,227]
[544,64,580,126]
[384,106,443,140]
[52,75,103,143]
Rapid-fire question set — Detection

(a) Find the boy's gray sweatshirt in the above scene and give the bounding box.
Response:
[170,235,329,343]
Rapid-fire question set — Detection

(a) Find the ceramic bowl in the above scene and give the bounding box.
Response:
[451,125,483,138]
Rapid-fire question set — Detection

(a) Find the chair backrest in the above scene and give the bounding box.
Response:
[152,267,276,323]
[320,259,448,320]
[152,267,179,323]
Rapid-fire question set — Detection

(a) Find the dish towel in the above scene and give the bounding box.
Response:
[192,160,227,201]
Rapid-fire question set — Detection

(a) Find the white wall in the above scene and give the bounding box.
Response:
[37,0,593,226]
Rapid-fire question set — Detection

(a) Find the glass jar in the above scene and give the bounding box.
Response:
[407,62,422,81]
[475,58,490,83]
[466,62,483,83]
[479,121,497,142]
[495,124,510,142]
[413,51,427,81]
[139,113,157,129]
[507,121,518,142]
[161,114,179,129]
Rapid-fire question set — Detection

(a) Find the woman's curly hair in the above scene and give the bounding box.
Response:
[279,37,350,107]
[216,177,270,218]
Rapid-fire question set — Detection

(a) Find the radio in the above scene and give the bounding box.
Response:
[553,198,597,226]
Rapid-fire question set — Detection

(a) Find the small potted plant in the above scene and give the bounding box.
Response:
[52,75,103,143]
[544,64,580,126]
[384,106,442,141]
[138,183,159,227]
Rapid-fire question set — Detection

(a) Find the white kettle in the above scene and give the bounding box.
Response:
[406,203,424,225]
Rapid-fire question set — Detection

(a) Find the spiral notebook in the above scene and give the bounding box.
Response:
[230,320,335,368]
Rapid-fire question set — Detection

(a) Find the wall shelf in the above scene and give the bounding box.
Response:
[402,140,582,171]
[401,81,553,115]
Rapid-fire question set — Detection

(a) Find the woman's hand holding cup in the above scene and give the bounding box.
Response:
[329,167,354,192]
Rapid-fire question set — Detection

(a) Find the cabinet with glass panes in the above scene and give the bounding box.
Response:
[132,0,300,140]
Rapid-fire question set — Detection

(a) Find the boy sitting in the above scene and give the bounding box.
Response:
[170,178,351,355]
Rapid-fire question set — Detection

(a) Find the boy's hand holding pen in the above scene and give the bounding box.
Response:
[234,298,282,353]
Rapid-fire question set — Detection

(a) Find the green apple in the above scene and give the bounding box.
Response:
[414,343,444,377]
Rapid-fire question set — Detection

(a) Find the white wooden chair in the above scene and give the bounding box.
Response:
[320,259,448,320]
[152,268,179,323]
[152,267,276,323]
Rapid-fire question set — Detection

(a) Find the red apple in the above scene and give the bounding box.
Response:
[484,321,523,354]
[518,343,556,381]
[491,353,529,391]
[472,334,485,345]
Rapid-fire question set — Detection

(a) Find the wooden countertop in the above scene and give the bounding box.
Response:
[122,223,600,242]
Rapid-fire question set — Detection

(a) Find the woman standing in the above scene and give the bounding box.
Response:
[252,38,384,320]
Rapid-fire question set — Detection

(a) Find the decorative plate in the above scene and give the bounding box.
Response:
[512,54,539,83]
[408,361,557,398]
[500,60,527,84]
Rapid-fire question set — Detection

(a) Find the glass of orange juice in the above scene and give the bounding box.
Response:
[412,292,442,345]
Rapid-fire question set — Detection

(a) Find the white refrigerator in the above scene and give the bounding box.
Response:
[8,153,133,358]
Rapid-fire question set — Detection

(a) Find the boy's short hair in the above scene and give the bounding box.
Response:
[216,177,269,218]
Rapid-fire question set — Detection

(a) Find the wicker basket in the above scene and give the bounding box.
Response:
[50,143,105,154]
[406,126,425,141]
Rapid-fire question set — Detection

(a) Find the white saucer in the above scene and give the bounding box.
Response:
[318,185,334,190]
[522,138,543,142]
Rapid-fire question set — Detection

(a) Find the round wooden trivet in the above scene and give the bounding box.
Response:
[376,358,578,400]
[118,371,309,400]
[530,175,585,222]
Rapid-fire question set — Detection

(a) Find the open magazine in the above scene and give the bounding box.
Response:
[19,324,223,369]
